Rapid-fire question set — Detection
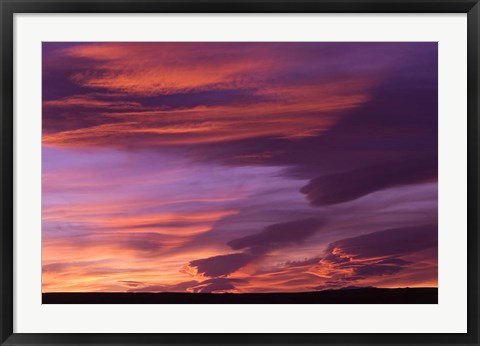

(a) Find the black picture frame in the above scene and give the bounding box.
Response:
[1,0,479,345]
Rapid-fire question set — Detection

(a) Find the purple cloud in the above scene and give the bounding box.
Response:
[188,253,254,277]
[300,157,436,206]
[311,224,437,287]
[325,224,437,260]
[227,218,323,253]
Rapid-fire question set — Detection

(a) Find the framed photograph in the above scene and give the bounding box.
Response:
[1,0,479,345]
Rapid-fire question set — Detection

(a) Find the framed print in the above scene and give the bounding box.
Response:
[1,0,479,345]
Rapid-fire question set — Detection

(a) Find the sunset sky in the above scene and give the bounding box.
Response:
[42,42,438,293]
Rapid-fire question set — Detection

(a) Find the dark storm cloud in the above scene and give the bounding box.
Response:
[227,218,323,252]
[325,224,437,261]
[197,43,437,164]
[185,218,323,278]
[300,157,436,206]
[191,43,437,205]
[188,253,255,277]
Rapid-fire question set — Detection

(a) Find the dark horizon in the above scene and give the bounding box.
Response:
[43,287,438,304]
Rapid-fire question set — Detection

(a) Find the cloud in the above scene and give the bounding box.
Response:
[183,43,437,185]
[184,253,255,277]
[121,232,167,253]
[285,257,322,268]
[43,94,142,110]
[188,278,247,293]
[56,42,392,96]
[227,218,323,253]
[42,259,111,273]
[128,280,199,292]
[325,224,437,260]
[42,95,359,148]
[125,278,247,293]
[182,218,323,279]
[118,280,143,288]
[309,224,437,287]
[351,262,409,277]
[44,42,422,149]
[300,158,436,206]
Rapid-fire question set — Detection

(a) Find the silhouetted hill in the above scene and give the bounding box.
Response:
[43,287,437,304]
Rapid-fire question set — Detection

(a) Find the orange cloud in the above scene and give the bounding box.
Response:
[62,43,271,95]
[42,91,369,148]
[43,94,142,110]
[43,43,381,149]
